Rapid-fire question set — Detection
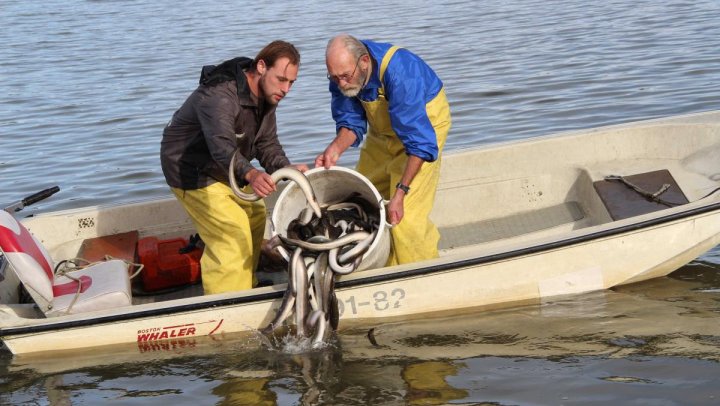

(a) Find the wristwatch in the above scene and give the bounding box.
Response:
[395,182,410,194]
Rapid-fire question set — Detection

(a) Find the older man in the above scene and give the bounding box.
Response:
[315,34,451,266]
[161,40,308,294]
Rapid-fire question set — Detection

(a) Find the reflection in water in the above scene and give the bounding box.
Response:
[402,361,468,405]
[44,375,71,406]
[213,376,275,406]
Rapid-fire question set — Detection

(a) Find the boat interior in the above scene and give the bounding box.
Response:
[2,113,720,318]
[434,121,720,256]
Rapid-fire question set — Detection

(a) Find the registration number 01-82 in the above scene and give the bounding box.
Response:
[337,288,406,316]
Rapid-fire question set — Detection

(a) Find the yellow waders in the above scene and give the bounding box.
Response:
[356,46,451,266]
[171,182,265,294]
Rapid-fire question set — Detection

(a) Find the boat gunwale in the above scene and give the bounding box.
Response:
[3,197,720,338]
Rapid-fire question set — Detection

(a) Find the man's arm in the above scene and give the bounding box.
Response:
[384,50,442,163]
[382,51,444,224]
[315,127,357,169]
[315,83,367,168]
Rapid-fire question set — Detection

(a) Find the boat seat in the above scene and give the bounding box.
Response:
[0,210,132,317]
[593,169,689,220]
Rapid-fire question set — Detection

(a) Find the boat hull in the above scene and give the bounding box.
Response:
[3,200,718,355]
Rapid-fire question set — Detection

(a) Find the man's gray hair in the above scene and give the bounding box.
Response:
[328,34,368,59]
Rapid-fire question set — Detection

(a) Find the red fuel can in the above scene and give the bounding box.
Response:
[137,236,202,291]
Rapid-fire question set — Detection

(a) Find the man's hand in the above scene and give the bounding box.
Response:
[314,129,356,169]
[245,168,276,198]
[314,144,343,169]
[387,190,406,225]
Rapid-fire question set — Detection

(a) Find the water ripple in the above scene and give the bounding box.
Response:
[1,0,719,215]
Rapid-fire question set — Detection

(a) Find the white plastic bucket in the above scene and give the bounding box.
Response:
[271,166,390,271]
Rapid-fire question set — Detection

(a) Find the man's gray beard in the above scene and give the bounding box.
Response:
[339,69,367,98]
[340,87,360,97]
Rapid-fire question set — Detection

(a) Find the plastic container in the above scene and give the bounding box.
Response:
[271,166,390,271]
[137,236,202,291]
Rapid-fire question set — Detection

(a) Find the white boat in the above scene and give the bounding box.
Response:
[2,110,720,356]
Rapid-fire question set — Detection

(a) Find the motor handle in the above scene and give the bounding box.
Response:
[22,186,60,207]
[4,186,60,213]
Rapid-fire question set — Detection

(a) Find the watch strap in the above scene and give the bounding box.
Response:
[395,182,410,194]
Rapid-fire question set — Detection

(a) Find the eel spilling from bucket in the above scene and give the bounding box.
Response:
[228,159,379,347]
[265,196,380,347]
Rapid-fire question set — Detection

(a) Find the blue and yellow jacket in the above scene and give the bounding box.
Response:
[329,40,444,162]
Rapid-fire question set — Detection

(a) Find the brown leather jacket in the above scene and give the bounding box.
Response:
[161,66,290,190]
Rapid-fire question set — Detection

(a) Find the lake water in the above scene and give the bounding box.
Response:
[2,0,720,404]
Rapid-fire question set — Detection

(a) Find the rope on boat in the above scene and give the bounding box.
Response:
[697,186,720,201]
[605,175,720,206]
[53,256,144,314]
[604,175,679,207]
[54,256,144,279]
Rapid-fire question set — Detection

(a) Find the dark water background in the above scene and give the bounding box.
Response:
[2,0,720,404]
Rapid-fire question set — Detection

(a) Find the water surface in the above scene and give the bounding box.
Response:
[1,0,720,404]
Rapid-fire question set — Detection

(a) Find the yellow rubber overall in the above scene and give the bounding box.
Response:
[171,182,265,294]
[356,46,451,266]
